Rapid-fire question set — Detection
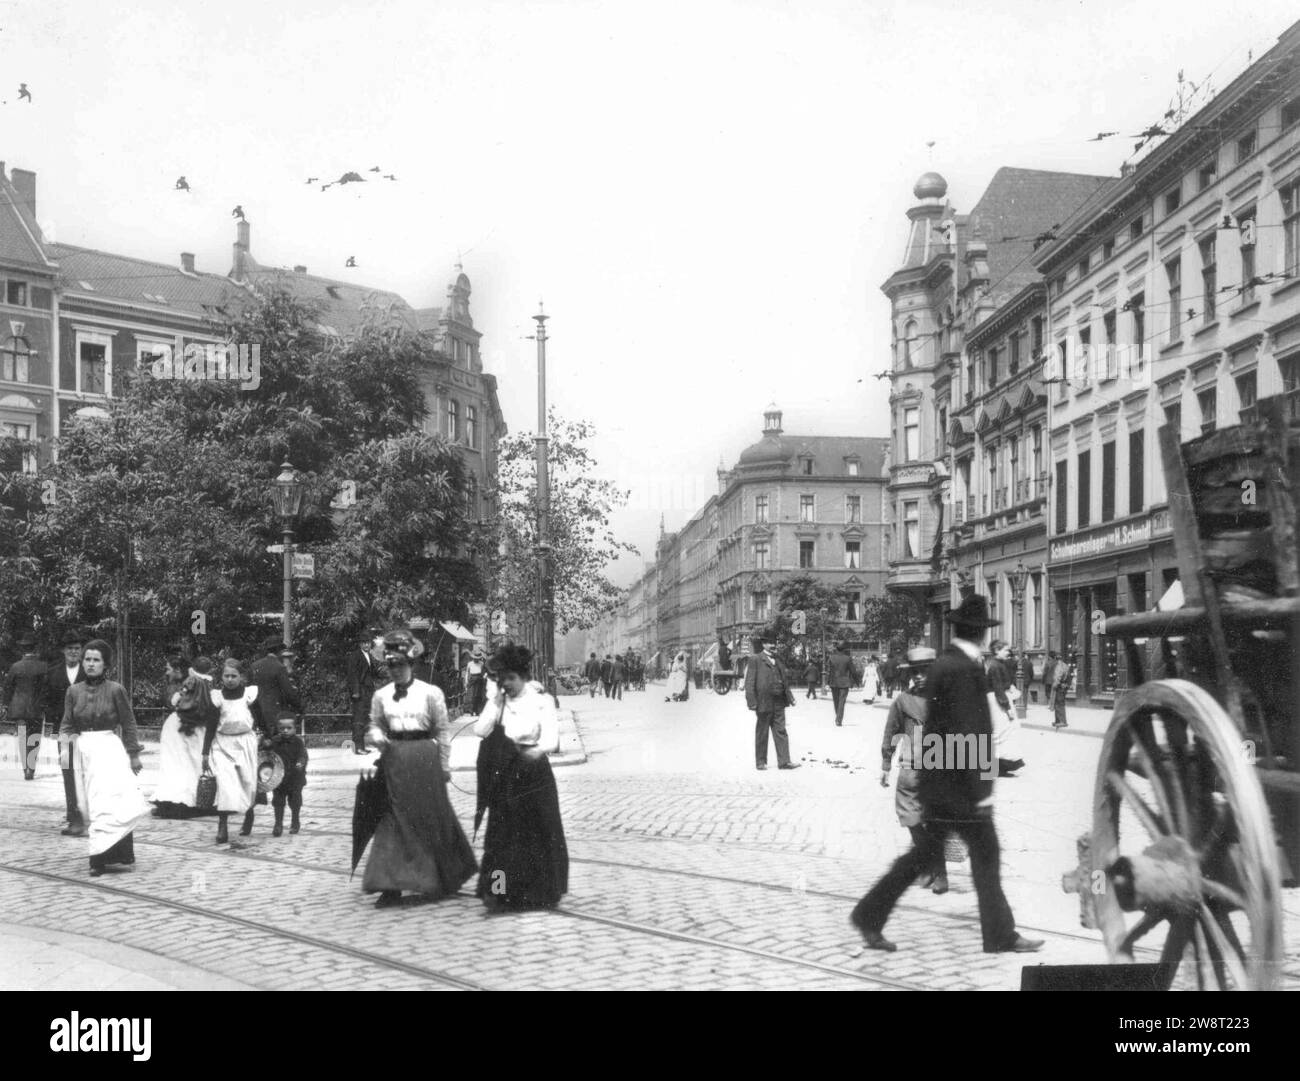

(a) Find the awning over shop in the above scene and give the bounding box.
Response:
[439,621,478,643]
[699,642,719,664]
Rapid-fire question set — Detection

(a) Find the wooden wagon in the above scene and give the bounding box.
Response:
[1075,394,1299,990]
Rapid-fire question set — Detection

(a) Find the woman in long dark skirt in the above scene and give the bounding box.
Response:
[472,644,568,912]
[361,630,477,908]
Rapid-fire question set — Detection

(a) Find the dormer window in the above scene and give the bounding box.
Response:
[800,456,814,475]
[844,457,860,476]
[5,281,27,306]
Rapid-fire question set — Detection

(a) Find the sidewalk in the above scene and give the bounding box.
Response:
[0,924,253,991]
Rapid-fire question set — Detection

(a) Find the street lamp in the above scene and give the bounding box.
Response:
[1010,558,1030,719]
[818,605,828,698]
[272,462,304,650]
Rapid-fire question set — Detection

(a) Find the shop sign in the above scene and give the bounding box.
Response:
[1048,509,1171,564]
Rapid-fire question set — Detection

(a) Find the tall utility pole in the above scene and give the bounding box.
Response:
[533,303,555,692]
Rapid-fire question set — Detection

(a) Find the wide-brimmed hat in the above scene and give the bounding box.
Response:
[16,633,36,649]
[257,749,285,794]
[382,629,423,662]
[904,646,937,668]
[60,629,85,647]
[944,594,1001,629]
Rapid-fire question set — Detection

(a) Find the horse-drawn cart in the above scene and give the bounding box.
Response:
[1075,395,1299,990]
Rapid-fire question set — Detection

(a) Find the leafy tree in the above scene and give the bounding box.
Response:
[758,575,848,670]
[2,286,482,689]
[863,591,927,654]
[488,412,635,637]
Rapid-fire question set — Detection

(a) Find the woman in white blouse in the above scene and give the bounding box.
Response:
[360,630,477,908]
[471,643,569,912]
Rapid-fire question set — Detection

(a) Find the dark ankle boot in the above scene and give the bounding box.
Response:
[289,815,300,835]
[216,816,229,844]
[272,813,283,837]
[239,809,254,836]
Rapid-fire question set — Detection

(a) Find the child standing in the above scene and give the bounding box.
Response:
[269,713,308,836]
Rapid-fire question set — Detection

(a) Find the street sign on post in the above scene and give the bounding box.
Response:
[791,610,806,635]
[291,553,315,580]
[266,544,286,554]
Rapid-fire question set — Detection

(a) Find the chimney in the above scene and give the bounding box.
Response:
[1120,161,1136,178]
[180,252,195,273]
[11,168,36,217]
[232,220,251,280]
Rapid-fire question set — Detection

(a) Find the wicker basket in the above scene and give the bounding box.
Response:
[943,835,968,863]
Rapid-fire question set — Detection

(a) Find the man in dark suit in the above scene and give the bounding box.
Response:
[250,636,300,739]
[3,634,46,781]
[850,595,1043,955]
[583,652,601,697]
[743,635,800,771]
[43,631,86,828]
[345,630,380,754]
[826,642,861,727]
[600,654,614,698]
[611,654,625,700]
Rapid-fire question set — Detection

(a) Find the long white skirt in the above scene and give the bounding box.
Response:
[210,729,258,813]
[667,670,687,697]
[992,706,1024,763]
[73,731,151,857]
[153,713,205,805]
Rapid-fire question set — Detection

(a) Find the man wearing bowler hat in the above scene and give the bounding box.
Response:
[3,633,47,781]
[851,594,1043,955]
[250,635,300,740]
[44,631,87,828]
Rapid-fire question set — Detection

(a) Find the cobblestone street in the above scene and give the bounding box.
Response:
[2,683,1298,991]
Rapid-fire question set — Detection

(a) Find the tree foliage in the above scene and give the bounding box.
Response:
[488,412,635,636]
[0,287,482,664]
[862,591,927,653]
[758,575,848,669]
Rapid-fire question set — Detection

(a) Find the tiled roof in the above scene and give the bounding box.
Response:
[966,167,1114,302]
[736,434,888,477]
[237,259,419,335]
[0,172,56,271]
[50,244,238,317]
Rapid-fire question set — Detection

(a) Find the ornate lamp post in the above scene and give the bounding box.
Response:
[818,605,828,698]
[532,304,555,694]
[1010,558,1030,719]
[271,462,305,649]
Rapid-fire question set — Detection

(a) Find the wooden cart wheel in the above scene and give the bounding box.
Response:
[1092,679,1284,990]
[714,676,731,696]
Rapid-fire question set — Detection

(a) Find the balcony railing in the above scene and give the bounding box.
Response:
[1014,477,1033,504]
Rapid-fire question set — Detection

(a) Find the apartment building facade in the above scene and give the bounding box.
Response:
[1033,20,1300,705]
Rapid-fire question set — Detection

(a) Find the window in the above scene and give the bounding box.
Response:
[1166,258,1182,342]
[844,591,861,622]
[1009,333,1021,374]
[903,407,919,460]
[1055,459,1068,534]
[1128,572,1148,615]
[1237,371,1257,421]
[1200,236,1216,323]
[78,339,109,395]
[1051,276,1065,298]
[1077,450,1091,528]
[1198,159,1217,191]
[900,320,917,368]
[1101,441,1116,522]
[1077,255,1090,279]
[1030,572,1043,647]
[5,281,27,306]
[0,421,36,474]
[1283,356,1300,421]
[753,592,769,621]
[987,346,999,388]
[1130,216,1144,242]
[1,336,30,382]
[965,355,976,401]
[844,540,861,569]
[447,399,459,441]
[987,579,998,621]
[1198,387,1217,435]
[1103,237,1115,261]
[1237,129,1257,163]
[1164,186,1181,216]
[754,542,770,570]
[465,406,478,449]
[1164,401,1182,438]
[1283,179,1300,278]
[1103,310,1118,379]
[1031,316,1044,356]
[1238,208,1257,304]
[1130,293,1146,370]
[902,501,920,559]
[799,494,814,523]
[1129,429,1144,514]
[1076,327,1091,385]
[465,474,478,518]
[1284,96,1300,130]
[845,494,861,523]
[1056,340,1069,400]
[844,459,860,476]
[1032,424,1043,494]
[799,540,815,569]
[800,457,814,475]
[755,494,768,523]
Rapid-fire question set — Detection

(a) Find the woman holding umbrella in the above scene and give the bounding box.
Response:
[60,639,150,876]
[471,643,568,912]
[357,630,477,908]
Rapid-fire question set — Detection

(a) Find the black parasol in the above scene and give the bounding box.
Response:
[350,767,389,879]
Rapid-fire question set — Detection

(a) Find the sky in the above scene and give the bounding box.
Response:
[3,0,1298,584]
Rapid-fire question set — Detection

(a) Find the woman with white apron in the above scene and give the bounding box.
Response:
[202,658,266,844]
[60,639,150,876]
